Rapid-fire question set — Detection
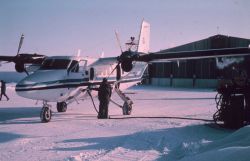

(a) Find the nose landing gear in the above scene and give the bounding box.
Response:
[40,101,52,123]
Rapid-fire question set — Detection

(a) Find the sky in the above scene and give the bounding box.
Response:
[0,0,250,71]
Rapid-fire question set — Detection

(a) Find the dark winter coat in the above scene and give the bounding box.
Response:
[1,81,6,94]
[98,82,112,102]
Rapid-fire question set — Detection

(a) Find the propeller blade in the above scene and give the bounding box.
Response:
[116,63,121,81]
[24,68,29,75]
[17,34,24,55]
[115,30,123,53]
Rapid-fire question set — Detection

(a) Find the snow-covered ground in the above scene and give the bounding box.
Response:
[1,84,250,161]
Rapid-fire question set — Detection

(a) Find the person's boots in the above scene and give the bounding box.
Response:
[97,113,102,119]
[103,108,108,119]
[97,110,105,119]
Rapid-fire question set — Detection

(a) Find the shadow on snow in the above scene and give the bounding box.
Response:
[54,124,235,160]
[0,107,40,124]
[0,132,23,143]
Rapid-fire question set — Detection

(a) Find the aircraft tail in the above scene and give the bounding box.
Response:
[137,20,150,54]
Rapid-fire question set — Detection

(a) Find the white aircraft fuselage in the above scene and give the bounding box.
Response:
[15,56,147,103]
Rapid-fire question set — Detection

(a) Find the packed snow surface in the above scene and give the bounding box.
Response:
[0,84,250,161]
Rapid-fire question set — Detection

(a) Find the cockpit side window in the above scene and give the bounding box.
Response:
[68,60,79,73]
[40,59,71,70]
[42,59,53,68]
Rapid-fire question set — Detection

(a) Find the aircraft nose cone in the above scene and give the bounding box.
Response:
[15,70,66,101]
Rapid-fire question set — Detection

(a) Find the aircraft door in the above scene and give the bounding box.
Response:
[78,60,87,72]
[90,67,95,80]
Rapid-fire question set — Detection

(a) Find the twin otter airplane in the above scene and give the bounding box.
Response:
[2,21,151,122]
[1,20,250,123]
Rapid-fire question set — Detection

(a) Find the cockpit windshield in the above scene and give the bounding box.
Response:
[40,59,71,70]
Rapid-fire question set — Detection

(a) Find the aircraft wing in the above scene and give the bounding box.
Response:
[88,57,118,76]
[0,34,46,71]
[0,53,46,64]
[137,47,250,62]
[0,53,46,73]
[90,57,118,66]
[0,56,15,63]
[89,57,118,70]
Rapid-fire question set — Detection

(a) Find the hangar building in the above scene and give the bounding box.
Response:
[148,34,250,88]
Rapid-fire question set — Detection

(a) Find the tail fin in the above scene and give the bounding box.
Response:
[137,20,150,53]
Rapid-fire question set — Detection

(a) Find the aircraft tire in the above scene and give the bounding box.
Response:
[122,101,132,115]
[40,106,52,123]
[57,102,67,112]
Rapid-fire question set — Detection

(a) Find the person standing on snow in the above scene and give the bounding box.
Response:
[0,80,9,101]
[98,78,112,119]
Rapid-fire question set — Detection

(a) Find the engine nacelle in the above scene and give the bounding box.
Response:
[121,61,133,72]
[15,63,25,73]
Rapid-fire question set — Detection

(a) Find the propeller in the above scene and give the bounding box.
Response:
[14,34,27,74]
[107,31,123,79]
[106,32,143,89]
[12,34,46,74]
[111,32,140,76]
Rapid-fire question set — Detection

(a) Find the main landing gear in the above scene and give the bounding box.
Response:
[122,98,133,115]
[112,86,133,115]
[57,102,67,112]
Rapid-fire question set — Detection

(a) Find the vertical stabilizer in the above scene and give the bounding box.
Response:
[137,20,150,53]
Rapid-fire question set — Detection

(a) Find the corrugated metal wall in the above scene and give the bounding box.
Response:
[149,35,250,88]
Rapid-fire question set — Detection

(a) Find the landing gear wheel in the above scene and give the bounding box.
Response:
[122,99,133,115]
[57,102,67,112]
[40,106,52,123]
